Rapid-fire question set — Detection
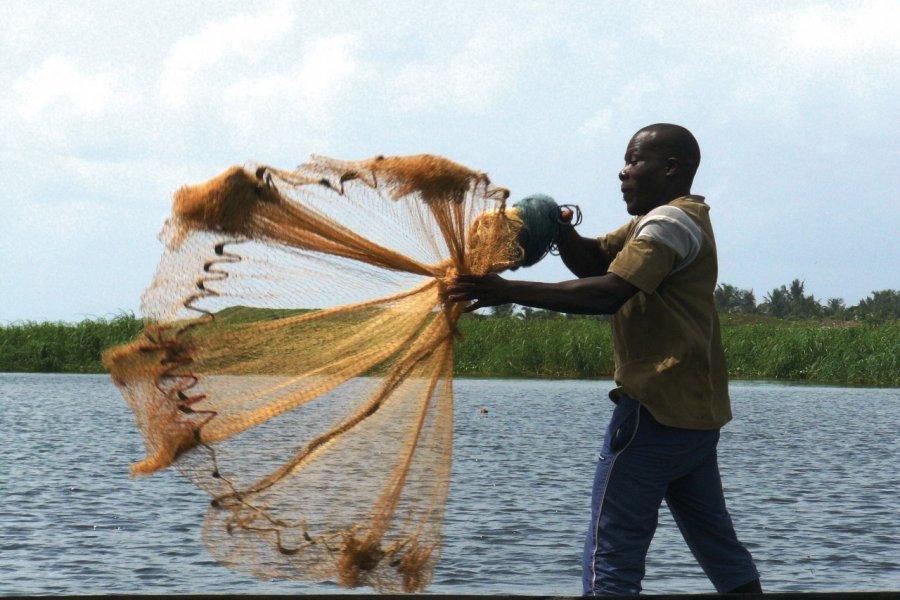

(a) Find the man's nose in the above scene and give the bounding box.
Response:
[619,167,629,180]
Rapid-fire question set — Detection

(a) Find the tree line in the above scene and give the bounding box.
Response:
[714,280,899,321]
[485,280,899,322]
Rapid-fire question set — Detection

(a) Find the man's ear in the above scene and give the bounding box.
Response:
[665,157,679,177]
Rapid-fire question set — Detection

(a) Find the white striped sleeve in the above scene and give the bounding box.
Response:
[633,206,703,273]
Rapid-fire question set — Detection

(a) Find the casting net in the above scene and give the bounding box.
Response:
[104,154,558,592]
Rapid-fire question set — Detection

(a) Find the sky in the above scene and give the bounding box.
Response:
[0,0,897,323]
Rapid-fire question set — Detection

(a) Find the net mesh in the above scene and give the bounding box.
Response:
[103,154,539,592]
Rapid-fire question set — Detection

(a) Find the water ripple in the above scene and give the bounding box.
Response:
[1,374,898,594]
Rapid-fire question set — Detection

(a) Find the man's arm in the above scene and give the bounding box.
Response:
[447,272,638,315]
[555,224,612,278]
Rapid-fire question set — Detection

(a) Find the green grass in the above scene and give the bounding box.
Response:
[456,315,899,386]
[213,305,313,323]
[0,314,143,373]
[456,316,615,378]
[1,312,897,386]
[722,322,900,386]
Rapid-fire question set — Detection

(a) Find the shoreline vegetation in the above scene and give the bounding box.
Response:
[455,315,898,386]
[1,311,897,387]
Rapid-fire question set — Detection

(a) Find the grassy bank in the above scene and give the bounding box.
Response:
[721,320,899,386]
[456,316,899,386]
[0,314,143,373]
[455,317,616,378]
[0,314,897,386]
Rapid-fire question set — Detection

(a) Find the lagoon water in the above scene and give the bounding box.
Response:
[1,373,898,595]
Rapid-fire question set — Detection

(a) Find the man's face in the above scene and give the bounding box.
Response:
[618,131,669,216]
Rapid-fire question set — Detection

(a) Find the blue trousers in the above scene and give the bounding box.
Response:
[582,395,759,595]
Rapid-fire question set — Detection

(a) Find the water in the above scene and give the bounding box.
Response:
[1,373,898,595]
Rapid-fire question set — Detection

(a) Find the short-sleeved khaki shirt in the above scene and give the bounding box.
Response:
[601,195,731,430]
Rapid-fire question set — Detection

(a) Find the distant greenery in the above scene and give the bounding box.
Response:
[1,284,897,386]
[466,285,899,385]
[0,313,143,373]
[715,280,900,322]
[456,315,615,378]
[213,306,313,323]
[455,314,898,386]
[720,319,899,386]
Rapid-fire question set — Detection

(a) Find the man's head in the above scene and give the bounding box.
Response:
[618,123,701,216]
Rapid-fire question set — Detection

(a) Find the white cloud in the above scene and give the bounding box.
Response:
[715,1,899,126]
[0,2,46,47]
[52,154,207,204]
[577,78,660,145]
[388,26,533,114]
[778,0,898,57]
[5,198,106,246]
[221,33,359,133]
[1,1,896,321]
[579,107,613,142]
[158,3,296,109]
[12,55,126,121]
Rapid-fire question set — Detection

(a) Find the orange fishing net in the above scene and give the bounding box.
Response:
[104,154,553,592]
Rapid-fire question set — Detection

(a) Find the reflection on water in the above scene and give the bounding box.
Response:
[1,374,898,595]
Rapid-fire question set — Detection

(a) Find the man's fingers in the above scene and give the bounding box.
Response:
[447,281,477,300]
[463,300,485,313]
[447,280,483,300]
[448,273,506,310]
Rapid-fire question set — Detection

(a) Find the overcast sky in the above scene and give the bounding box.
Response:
[1,0,897,323]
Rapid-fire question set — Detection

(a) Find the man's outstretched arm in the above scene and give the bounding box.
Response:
[447,272,638,315]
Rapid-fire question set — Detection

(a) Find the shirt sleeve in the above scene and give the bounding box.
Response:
[595,221,633,264]
[608,205,705,293]
[608,236,680,294]
[632,205,703,274]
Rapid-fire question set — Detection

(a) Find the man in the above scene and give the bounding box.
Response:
[448,124,762,595]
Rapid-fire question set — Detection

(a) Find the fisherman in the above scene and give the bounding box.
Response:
[448,124,762,595]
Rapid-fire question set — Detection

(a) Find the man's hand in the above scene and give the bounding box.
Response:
[447,273,511,313]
